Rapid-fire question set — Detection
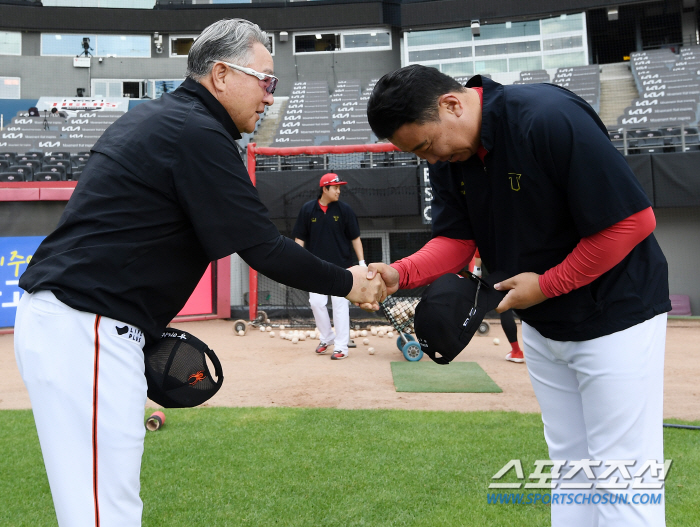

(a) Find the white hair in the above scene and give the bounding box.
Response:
[186,19,270,80]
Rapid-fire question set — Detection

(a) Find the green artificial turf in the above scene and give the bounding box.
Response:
[0,408,698,527]
[390,361,503,393]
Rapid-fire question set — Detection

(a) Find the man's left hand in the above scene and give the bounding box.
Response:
[494,272,548,312]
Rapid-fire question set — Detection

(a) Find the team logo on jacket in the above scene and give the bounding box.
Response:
[311,217,317,222]
[115,325,144,344]
[508,173,522,191]
[333,215,340,221]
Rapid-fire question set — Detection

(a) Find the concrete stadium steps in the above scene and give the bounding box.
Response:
[253,97,288,147]
[599,62,639,127]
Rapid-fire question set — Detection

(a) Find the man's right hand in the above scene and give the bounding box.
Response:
[366,263,400,296]
[353,263,400,311]
[345,265,387,310]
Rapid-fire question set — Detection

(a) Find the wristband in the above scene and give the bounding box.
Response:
[473,266,482,277]
[359,260,367,267]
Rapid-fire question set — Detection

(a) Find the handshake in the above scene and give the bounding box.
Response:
[345,263,400,311]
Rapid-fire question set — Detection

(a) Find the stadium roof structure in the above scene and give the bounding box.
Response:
[0,0,658,33]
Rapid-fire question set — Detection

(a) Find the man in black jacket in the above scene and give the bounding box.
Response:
[15,19,384,526]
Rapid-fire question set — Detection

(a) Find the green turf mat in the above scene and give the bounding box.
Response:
[390,361,502,393]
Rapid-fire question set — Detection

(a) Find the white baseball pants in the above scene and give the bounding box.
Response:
[14,291,147,527]
[309,292,350,354]
[522,314,667,527]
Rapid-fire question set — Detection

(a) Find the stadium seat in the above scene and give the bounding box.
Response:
[45,151,71,160]
[608,129,625,150]
[284,155,314,170]
[71,170,83,181]
[668,126,700,152]
[71,154,90,167]
[307,156,325,170]
[44,159,71,173]
[1,166,31,181]
[609,129,639,152]
[391,152,417,166]
[0,160,9,171]
[634,129,665,154]
[34,169,65,182]
[0,152,17,164]
[669,294,692,316]
[14,159,42,172]
[660,127,682,151]
[257,157,282,171]
[41,163,68,179]
[361,152,389,168]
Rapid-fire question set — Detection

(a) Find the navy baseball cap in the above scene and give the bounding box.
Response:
[414,271,508,365]
[143,328,224,408]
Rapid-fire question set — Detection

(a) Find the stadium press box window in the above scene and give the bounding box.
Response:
[0,32,21,56]
[170,36,197,57]
[403,13,587,76]
[293,29,391,54]
[41,34,151,58]
[40,0,153,8]
[0,77,21,99]
[170,34,273,57]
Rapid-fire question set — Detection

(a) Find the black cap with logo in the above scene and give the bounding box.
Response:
[414,271,508,365]
[143,328,224,408]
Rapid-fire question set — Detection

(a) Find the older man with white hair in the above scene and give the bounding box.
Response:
[15,19,385,526]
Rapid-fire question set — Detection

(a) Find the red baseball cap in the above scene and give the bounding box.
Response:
[319,173,347,187]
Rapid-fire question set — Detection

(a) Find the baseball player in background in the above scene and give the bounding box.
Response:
[365,65,670,527]
[293,173,365,360]
[14,19,385,527]
[472,250,524,363]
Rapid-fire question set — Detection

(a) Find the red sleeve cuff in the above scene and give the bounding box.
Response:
[391,237,477,289]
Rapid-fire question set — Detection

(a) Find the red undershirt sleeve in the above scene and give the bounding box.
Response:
[538,206,656,298]
[390,236,477,289]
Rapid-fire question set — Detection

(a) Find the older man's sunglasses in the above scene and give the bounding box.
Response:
[218,61,278,94]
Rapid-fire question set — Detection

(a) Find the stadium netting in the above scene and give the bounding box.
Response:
[233,142,431,328]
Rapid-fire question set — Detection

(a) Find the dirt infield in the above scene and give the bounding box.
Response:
[1,318,698,420]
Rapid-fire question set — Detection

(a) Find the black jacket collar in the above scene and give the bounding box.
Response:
[177,77,242,141]
[466,75,504,154]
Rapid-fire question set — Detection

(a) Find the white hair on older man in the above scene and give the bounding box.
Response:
[186,18,270,81]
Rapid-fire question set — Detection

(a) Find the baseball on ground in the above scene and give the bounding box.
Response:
[368,347,375,355]
[362,338,369,345]
[270,331,275,338]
